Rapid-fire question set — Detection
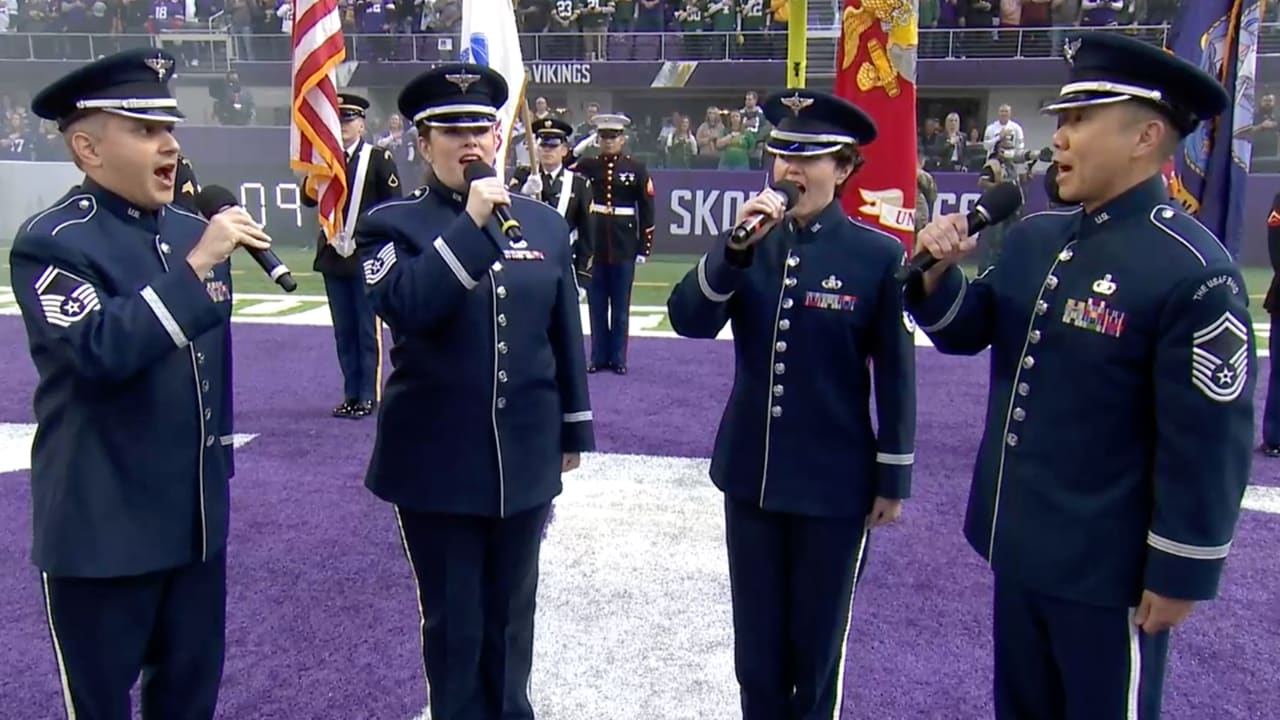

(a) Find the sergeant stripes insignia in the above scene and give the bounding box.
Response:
[363,243,397,285]
[1191,311,1249,403]
[34,265,100,327]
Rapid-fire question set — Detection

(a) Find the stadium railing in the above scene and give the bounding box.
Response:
[1,24,1253,69]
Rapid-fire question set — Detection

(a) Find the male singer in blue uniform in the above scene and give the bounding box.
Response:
[10,48,271,718]
[909,33,1254,719]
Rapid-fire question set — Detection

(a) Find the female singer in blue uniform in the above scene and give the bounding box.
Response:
[353,63,595,720]
[667,88,917,719]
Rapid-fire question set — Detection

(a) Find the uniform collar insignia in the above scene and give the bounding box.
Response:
[1092,274,1117,295]
[821,274,843,290]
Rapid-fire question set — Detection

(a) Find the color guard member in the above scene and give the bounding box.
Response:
[302,92,403,418]
[570,113,655,374]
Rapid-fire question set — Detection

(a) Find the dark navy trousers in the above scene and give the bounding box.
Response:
[993,574,1170,720]
[587,260,635,367]
[395,502,552,720]
[40,552,227,720]
[323,271,381,403]
[724,496,871,720]
[1263,313,1280,445]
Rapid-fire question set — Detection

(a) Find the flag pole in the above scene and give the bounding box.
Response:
[522,95,539,175]
[786,0,807,88]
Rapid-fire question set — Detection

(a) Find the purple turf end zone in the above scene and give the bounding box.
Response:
[0,316,1275,719]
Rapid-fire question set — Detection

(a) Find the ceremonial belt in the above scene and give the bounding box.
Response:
[590,203,635,216]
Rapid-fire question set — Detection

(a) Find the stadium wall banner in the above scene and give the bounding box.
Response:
[3,160,1277,267]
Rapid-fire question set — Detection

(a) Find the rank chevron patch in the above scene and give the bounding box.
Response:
[1191,311,1249,402]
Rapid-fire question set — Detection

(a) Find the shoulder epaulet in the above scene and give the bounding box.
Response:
[165,204,209,225]
[367,185,430,216]
[1148,204,1231,268]
[24,193,97,237]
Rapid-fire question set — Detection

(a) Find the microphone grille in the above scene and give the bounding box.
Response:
[770,180,801,209]
[463,160,496,184]
[977,181,1024,224]
[194,185,238,220]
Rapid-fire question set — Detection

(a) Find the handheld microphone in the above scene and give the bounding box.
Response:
[463,160,522,243]
[194,185,297,293]
[895,181,1024,282]
[730,181,801,245]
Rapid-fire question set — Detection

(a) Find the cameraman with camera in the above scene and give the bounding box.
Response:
[976,129,1051,272]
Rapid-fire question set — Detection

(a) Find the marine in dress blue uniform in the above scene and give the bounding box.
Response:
[11,49,236,719]
[569,113,655,374]
[667,89,916,720]
[355,64,594,719]
[906,33,1253,720]
[302,92,403,418]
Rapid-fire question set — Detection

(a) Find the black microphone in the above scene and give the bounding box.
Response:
[730,181,801,245]
[463,160,522,243]
[895,181,1024,282]
[194,185,297,293]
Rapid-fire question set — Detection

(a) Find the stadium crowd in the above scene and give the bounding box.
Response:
[0,0,1213,64]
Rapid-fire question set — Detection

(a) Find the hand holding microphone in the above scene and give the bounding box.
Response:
[193,185,294,292]
[896,181,1023,283]
[463,160,521,242]
[729,180,801,249]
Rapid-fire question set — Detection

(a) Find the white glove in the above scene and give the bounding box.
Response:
[635,255,647,264]
[577,286,588,302]
[521,173,543,196]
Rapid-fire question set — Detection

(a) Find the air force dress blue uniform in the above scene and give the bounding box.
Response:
[355,64,595,720]
[11,49,235,719]
[302,92,403,418]
[905,33,1252,720]
[668,90,916,720]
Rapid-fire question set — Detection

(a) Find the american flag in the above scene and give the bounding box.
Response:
[290,0,348,245]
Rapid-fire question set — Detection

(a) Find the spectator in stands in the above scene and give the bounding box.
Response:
[2,110,31,159]
[1049,0,1079,54]
[575,101,600,140]
[579,0,612,59]
[212,71,254,125]
[1250,93,1278,160]
[664,113,697,168]
[696,106,724,164]
[958,0,996,58]
[982,103,1023,153]
[1080,0,1125,26]
[715,109,754,170]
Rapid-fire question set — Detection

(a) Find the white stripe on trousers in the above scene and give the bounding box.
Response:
[829,525,871,720]
[1126,607,1142,720]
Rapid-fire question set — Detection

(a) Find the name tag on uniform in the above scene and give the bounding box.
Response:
[1062,297,1125,338]
[205,279,231,303]
[804,291,858,311]
[503,249,545,261]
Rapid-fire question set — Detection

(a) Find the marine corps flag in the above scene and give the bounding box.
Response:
[1164,0,1260,257]
[834,0,918,253]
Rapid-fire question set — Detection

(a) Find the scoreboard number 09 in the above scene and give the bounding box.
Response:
[238,182,304,229]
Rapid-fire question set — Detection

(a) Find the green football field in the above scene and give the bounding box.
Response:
[0,244,1273,326]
